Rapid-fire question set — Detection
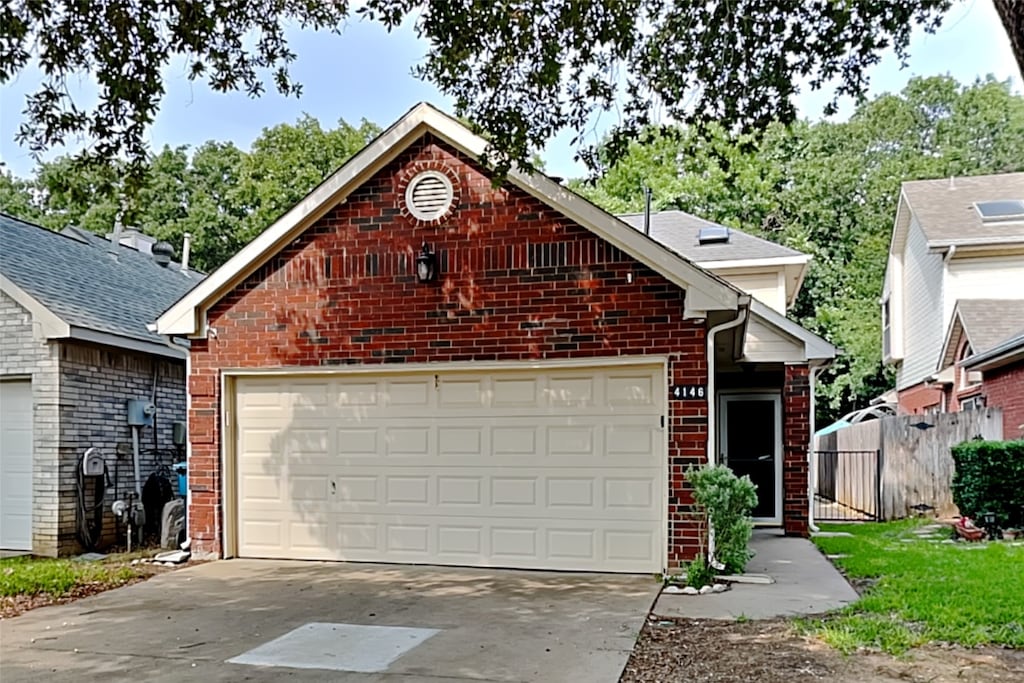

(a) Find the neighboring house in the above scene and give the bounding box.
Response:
[0,214,199,555]
[618,211,810,315]
[960,328,1024,439]
[156,103,835,573]
[882,172,1024,415]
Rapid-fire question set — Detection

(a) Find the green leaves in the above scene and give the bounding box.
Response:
[686,464,758,574]
[951,440,1024,528]
[577,75,1024,422]
[3,1,971,176]
[0,115,381,273]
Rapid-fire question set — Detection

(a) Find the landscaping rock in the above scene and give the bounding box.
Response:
[699,585,713,594]
[682,586,699,595]
[712,584,727,593]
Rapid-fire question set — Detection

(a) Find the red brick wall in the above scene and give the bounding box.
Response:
[897,382,944,414]
[783,364,810,536]
[983,362,1024,440]
[186,134,713,568]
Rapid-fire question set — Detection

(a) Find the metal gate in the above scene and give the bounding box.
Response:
[814,450,882,522]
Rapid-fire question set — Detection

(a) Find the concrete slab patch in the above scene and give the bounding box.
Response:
[227,622,440,673]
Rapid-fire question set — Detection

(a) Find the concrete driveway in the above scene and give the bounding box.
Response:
[0,560,660,682]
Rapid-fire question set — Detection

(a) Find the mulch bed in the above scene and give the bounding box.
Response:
[621,617,1024,683]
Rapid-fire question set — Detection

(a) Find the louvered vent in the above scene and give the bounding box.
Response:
[405,171,454,221]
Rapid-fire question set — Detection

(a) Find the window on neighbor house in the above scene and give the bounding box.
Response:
[882,299,891,358]
[960,394,986,411]
[956,338,978,390]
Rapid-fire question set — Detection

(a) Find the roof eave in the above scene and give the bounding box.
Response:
[0,274,71,338]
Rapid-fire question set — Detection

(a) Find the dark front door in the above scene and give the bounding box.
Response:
[721,395,779,521]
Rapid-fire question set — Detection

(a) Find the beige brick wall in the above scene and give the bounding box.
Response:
[2,291,188,555]
[1,291,61,555]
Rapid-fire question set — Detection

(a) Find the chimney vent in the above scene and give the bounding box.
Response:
[152,241,174,267]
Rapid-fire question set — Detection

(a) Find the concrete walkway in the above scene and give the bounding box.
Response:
[653,529,858,620]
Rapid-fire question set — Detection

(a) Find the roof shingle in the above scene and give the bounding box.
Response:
[901,172,1024,245]
[0,213,201,347]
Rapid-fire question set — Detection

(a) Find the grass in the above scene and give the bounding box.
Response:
[0,555,141,598]
[802,519,1024,654]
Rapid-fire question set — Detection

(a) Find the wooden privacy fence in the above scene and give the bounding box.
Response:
[815,408,1003,520]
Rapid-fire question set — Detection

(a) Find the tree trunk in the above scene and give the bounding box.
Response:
[993,0,1024,78]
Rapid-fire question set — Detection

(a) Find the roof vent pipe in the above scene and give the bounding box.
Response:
[181,232,192,272]
[643,185,652,235]
[109,206,125,258]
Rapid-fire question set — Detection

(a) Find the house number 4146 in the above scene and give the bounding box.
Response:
[670,384,707,400]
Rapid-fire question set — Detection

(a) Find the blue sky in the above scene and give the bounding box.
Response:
[0,1,1018,179]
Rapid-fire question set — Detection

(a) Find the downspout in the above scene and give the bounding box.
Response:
[808,364,826,533]
[704,301,749,568]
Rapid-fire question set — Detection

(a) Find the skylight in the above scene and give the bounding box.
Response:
[974,199,1024,222]
[697,225,730,244]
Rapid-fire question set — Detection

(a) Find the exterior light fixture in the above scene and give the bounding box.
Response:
[415,242,437,283]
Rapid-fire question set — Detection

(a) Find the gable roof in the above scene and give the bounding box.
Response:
[900,172,1024,247]
[157,102,744,337]
[961,328,1024,371]
[617,211,807,264]
[938,298,1024,370]
[0,213,201,357]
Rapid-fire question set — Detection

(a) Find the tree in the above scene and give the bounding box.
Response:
[9,1,1012,176]
[0,116,381,272]
[575,76,1024,421]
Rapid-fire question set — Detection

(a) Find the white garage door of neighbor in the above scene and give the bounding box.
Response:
[235,364,666,572]
[1,380,34,550]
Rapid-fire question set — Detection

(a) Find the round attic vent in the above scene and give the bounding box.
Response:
[152,241,174,267]
[404,170,455,221]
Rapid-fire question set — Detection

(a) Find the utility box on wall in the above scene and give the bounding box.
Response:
[126,399,156,426]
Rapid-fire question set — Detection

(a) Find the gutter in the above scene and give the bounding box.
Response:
[704,297,750,568]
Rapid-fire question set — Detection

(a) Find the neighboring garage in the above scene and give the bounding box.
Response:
[233,364,665,572]
[0,379,33,550]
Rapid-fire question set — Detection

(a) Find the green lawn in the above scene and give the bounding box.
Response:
[1,555,141,597]
[804,520,1024,654]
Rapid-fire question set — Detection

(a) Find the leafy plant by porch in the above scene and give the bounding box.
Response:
[686,464,758,574]
[952,439,1024,529]
[804,520,1024,654]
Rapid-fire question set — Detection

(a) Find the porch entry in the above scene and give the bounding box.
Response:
[720,393,782,523]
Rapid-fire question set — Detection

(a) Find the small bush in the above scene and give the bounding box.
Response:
[951,439,1024,528]
[686,464,758,573]
[685,553,717,588]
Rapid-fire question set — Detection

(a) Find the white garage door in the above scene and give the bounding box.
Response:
[1,379,33,550]
[234,364,665,572]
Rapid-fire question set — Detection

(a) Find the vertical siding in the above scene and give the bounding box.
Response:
[897,220,945,389]
[715,270,786,313]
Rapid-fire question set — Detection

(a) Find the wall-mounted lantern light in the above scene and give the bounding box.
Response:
[415,242,437,283]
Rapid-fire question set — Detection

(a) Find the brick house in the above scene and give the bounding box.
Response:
[157,104,835,572]
[0,214,198,555]
[958,327,1024,440]
[881,173,1024,415]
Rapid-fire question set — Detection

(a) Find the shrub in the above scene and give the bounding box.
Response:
[951,440,1024,529]
[685,553,717,588]
[686,464,758,573]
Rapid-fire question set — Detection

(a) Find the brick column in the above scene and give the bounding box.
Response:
[783,364,810,536]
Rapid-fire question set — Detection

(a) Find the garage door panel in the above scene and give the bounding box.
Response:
[1,380,33,551]
[235,364,665,572]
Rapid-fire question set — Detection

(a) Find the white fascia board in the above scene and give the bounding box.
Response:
[928,236,1024,250]
[157,102,740,337]
[749,299,838,362]
[695,255,811,270]
[0,274,71,338]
